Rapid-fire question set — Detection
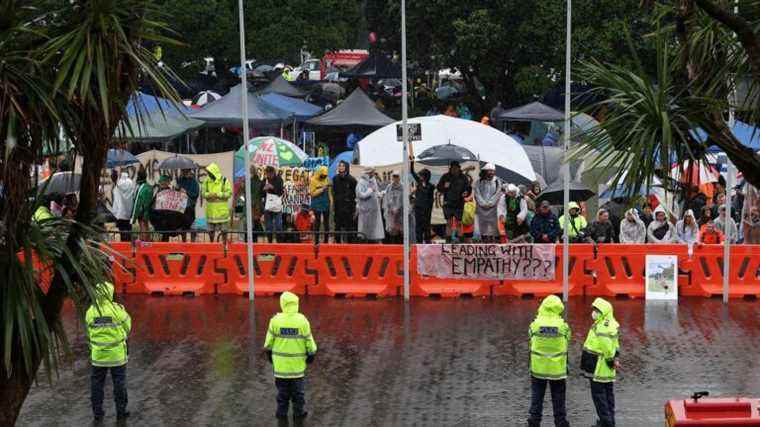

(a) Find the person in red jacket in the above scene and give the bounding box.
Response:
[699,220,724,244]
[294,204,315,243]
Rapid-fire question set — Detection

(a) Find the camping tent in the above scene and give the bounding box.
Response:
[115,110,203,142]
[356,115,536,184]
[260,93,322,121]
[260,75,309,98]
[190,84,292,127]
[340,54,401,79]
[126,92,190,118]
[306,88,394,127]
[498,101,565,122]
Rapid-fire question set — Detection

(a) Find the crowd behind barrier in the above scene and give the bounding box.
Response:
[61,240,760,299]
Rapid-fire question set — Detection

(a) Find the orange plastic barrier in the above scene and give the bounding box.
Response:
[310,244,402,297]
[18,251,54,295]
[216,243,314,296]
[492,244,593,297]
[587,244,692,298]
[132,242,224,296]
[685,244,760,298]
[106,242,135,293]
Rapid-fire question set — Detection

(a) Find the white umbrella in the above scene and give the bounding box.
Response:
[191,90,221,108]
[670,160,719,185]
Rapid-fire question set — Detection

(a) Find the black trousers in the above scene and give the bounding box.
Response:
[116,220,132,242]
[312,209,329,243]
[590,380,615,426]
[334,209,355,243]
[91,364,128,418]
[528,376,568,427]
[415,208,432,243]
[275,378,306,418]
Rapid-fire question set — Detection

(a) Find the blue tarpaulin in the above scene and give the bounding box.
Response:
[260,93,322,121]
[126,92,190,118]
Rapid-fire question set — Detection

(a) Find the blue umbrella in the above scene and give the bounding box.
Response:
[106,149,139,168]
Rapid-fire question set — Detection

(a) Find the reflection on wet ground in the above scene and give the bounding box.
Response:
[18,296,760,426]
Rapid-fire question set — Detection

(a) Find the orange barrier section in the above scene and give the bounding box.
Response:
[492,244,593,297]
[587,244,692,298]
[686,244,760,298]
[217,243,314,296]
[107,242,135,293]
[19,251,54,295]
[132,242,224,296]
[310,244,402,297]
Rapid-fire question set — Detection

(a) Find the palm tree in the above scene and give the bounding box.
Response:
[576,2,760,194]
[0,1,180,423]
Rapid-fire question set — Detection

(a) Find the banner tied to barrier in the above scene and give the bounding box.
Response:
[417,244,556,281]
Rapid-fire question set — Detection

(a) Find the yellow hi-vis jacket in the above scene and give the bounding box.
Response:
[264,292,317,379]
[85,282,132,367]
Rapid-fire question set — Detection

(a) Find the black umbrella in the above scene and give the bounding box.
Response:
[158,155,198,170]
[417,144,478,162]
[536,179,595,205]
[39,172,81,195]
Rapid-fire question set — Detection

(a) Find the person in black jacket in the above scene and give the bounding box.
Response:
[411,160,435,243]
[332,160,357,243]
[586,208,616,244]
[436,161,470,242]
[261,166,285,243]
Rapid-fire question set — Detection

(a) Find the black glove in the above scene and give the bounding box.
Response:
[265,350,272,364]
[306,354,315,364]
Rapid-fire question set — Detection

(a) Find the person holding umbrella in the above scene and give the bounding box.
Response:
[202,163,232,242]
[436,161,470,243]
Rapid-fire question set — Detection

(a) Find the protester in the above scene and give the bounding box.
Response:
[309,166,331,243]
[332,160,357,243]
[202,163,232,242]
[711,193,734,219]
[247,166,264,239]
[697,206,713,227]
[461,189,476,243]
[743,208,760,244]
[111,170,136,242]
[382,171,404,244]
[531,201,560,243]
[714,205,738,243]
[500,184,529,241]
[586,208,616,244]
[647,205,675,243]
[619,208,646,243]
[294,204,315,243]
[699,220,724,244]
[473,164,502,242]
[676,209,700,244]
[150,175,183,242]
[639,203,654,229]
[177,169,199,242]
[559,201,588,243]
[131,166,153,241]
[356,168,384,243]
[436,161,470,242]
[261,166,284,243]
[411,163,435,243]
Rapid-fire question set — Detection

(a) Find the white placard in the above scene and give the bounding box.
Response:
[645,255,678,301]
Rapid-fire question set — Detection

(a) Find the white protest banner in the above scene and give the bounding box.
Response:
[416,244,556,280]
[153,189,188,213]
[351,161,480,225]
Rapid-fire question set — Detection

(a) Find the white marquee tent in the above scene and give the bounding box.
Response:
[356,115,537,183]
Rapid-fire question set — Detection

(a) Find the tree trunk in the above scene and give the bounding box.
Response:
[0,367,35,425]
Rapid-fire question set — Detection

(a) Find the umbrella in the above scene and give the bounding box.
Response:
[328,150,354,179]
[417,144,478,162]
[670,160,718,187]
[158,155,198,170]
[536,179,595,205]
[106,149,139,168]
[39,172,81,195]
[234,137,308,179]
[435,85,462,100]
[191,91,221,107]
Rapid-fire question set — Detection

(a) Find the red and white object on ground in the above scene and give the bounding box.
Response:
[665,392,760,426]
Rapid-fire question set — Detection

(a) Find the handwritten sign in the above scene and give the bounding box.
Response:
[153,189,188,213]
[416,244,556,280]
[252,139,280,167]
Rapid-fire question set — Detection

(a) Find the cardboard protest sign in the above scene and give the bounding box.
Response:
[416,244,556,280]
[153,189,188,213]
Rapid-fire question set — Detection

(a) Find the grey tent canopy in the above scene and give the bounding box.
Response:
[305,88,394,127]
[260,75,308,98]
[340,54,401,79]
[498,101,565,122]
[190,84,292,127]
[114,110,204,142]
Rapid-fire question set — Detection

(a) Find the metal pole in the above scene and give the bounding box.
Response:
[401,0,411,302]
[724,0,739,304]
[562,0,572,303]
[238,0,255,302]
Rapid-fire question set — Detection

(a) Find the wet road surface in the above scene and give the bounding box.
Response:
[17,296,760,426]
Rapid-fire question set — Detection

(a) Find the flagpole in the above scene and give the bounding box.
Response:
[238,0,255,301]
[562,0,572,303]
[401,0,411,302]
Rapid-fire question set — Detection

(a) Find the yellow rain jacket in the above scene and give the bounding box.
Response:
[264,292,317,379]
[202,163,232,224]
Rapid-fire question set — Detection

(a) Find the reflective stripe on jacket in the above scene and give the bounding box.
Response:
[263,292,317,379]
[582,298,620,383]
[529,295,570,380]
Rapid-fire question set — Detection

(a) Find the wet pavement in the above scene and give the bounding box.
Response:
[17,295,760,426]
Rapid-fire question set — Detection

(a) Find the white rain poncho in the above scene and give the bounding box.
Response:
[382,181,404,235]
[619,208,646,243]
[675,209,700,244]
[474,176,502,237]
[647,205,675,243]
[356,173,385,241]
